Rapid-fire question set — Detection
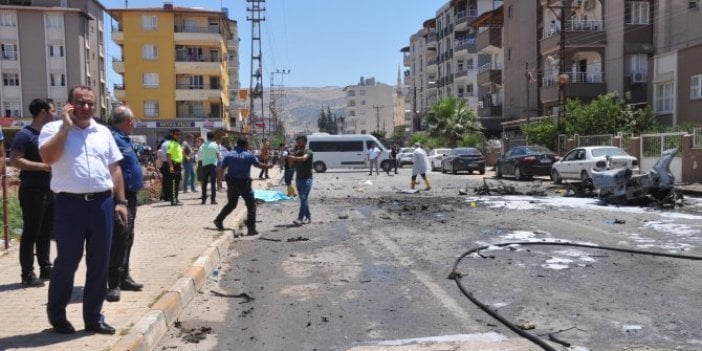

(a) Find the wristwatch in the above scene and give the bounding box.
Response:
[115,199,128,206]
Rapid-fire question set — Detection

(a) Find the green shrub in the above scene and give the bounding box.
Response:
[0,195,24,240]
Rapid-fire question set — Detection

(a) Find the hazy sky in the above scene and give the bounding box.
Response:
[104,0,446,88]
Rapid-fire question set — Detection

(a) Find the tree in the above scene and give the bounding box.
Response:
[317,106,338,134]
[521,118,559,150]
[426,97,482,147]
[370,130,386,140]
[565,93,658,135]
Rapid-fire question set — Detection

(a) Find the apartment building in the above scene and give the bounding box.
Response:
[110,4,236,139]
[0,0,107,122]
[402,0,504,133]
[472,6,504,132]
[344,77,395,136]
[650,0,702,126]
[393,67,408,131]
[226,18,240,129]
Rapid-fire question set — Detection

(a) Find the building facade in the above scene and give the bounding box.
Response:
[110,4,236,139]
[344,77,395,136]
[0,0,107,122]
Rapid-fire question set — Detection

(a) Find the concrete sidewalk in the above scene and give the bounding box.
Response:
[0,175,278,351]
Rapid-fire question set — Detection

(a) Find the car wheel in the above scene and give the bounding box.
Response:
[313,161,327,173]
[495,164,503,178]
[581,170,593,189]
[467,170,474,175]
[479,168,485,175]
[441,165,447,174]
[515,166,524,181]
[551,169,562,184]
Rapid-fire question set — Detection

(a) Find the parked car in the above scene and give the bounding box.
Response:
[441,148,486,175]
[495,145,558,181]
[551,146,639,186]
[428,148,452,171]
[306,134,392,173]
[398,147,414,167]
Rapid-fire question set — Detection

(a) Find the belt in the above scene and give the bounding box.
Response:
[57,190,112,201]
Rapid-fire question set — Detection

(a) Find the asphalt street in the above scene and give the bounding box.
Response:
[157,167,702,351]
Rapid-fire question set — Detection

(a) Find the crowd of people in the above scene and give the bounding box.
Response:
[3,84,316,336]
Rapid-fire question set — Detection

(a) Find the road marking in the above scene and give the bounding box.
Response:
[370,228,482,330]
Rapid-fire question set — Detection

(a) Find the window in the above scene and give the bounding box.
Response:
[3,101,20,117]
[625,1,650,24]
[0,11,16,26]
[691,75,702,100]
[49,45,65,57]
[626,54,648,80]
[1,43,17,60]
[142,15,157,31]
[142,44,158,60]
[361,100,366,105]
[143,73,159,88]
[690,1,699,9]
[3,72,19,86]
[47,14,62,28]
[655,82,673,113]
[308,141,364,152]
[144,101,159,117]
[360,90,366,96]
[49,73,65,86]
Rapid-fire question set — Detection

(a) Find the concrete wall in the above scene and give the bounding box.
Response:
[18,11,48,115]
[502,0,539,121]
[676,44,702,125]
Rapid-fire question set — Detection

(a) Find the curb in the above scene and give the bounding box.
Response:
[112,175,279,351]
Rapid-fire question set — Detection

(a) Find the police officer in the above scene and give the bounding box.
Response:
[106,105,144,302]
[213,138,270,236]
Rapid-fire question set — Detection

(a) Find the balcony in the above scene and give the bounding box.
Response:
[454,66,474,80]
[541,20,605,55]
[477,62,502,86]
[426,30,438,47]
[174,25,223,46]
[455,8,479,30]
[403,53,411,67]
[113,84,125,101]
[111,25,123,43]
[175,54,222,75]
[478,104,502,118]
[176,102,223,119]
[540,71,606,104]
[477,27,502,54]
[176,83,222,101]
[454,37,477,55]
[112,57,124,73]
[426,56,437,68]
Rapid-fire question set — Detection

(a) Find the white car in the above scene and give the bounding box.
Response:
[398,147,414,167]
[551,146,639,186]
[428,148,451,171]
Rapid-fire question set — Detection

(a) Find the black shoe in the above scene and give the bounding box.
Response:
[21,273,45,287]
[213,219,224,231]
[246,229,259,236]
[50,319,76,334]
[105,288,121,302]
[39,267,52,280]
[120,278,143,291]
[85,321,116,335]
[211,200,218,205]
[201,199,206,205]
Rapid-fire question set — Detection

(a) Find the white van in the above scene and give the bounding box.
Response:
[306,134,392,173]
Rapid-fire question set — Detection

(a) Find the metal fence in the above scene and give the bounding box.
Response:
[641,132,685,158]
[576,134,614,147]
[693,128,702,149]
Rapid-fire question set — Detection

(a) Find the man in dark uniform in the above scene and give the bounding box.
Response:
[213,138,270,236]
[106,105,144,302]
[390,144,399,175]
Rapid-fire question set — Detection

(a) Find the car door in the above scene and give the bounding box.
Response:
[340,140,366,169]
[559,149,580,178]
[501,149,514,174]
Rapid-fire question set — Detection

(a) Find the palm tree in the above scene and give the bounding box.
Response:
[427,97,482,147]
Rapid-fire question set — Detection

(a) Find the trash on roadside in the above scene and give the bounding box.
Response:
[606,218,626,225]
[286,237,309,242]
[254,190,292,202]
[210,290,255,303]
[338,215,349,220]
[516,320,536,330]
[399,188,420,194]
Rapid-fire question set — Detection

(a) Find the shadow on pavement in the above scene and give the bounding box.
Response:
[0,282,25,293]
[0,329,86,348]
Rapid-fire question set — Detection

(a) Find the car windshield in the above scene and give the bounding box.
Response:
[591,147,628,157]
[452,148,481,156]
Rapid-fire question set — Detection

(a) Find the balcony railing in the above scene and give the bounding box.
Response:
[455,9,479,22]
[176,83,221,90]
[175,25,220,34]
[542,71,603,87]
[114,84,125,90]
[454,37,477,52]
[478,62,502,73]
[543,20,604,39]
[426,57,437,66]
[175,54,221,62]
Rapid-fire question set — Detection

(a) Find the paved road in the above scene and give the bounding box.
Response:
[158,168,702,351]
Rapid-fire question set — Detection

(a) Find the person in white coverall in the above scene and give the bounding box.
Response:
[410,143,431,190]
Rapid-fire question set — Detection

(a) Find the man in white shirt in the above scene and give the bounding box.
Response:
[39,85,128,335]
[367,142,381,176]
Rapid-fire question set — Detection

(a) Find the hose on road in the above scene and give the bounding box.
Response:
[449,241,702,351]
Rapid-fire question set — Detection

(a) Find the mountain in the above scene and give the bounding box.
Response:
[260,86,346,133]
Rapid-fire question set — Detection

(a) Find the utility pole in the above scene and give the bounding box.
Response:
[525,62,530,124]
[372,105,383,133]
[413,86,418,132]
[246,0,265,137]
[269,69,291,137]
[547,0,575,134]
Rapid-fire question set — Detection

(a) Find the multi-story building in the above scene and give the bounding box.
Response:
[0,0,107,121]
[650,0,702,126]
[472,6,504,132]
[538,0,654,117]
[344,77,395,136]
[225,18,240,129]
[110,4,236,140]
[393,67,408,133]
[402,18,438,132]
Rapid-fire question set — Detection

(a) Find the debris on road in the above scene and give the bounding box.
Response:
[516,320,536,330]
[210,290,255,303]
[286,237,310,242]
[338,214,349,220]
[173,321,213,344]
[474,178,548,197]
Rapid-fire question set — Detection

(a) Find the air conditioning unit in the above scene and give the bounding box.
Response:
[632,71,646,84]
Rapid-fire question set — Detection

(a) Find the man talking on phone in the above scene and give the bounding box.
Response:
[39,85,128,335]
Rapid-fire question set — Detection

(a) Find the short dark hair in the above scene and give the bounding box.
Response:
[172,129,181,136]
[279,143,285,147]
[68,85,93,102]
[296,135,307,143]
[206,132,214,140]
[28,98,54,118]
[236,138,248,148]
